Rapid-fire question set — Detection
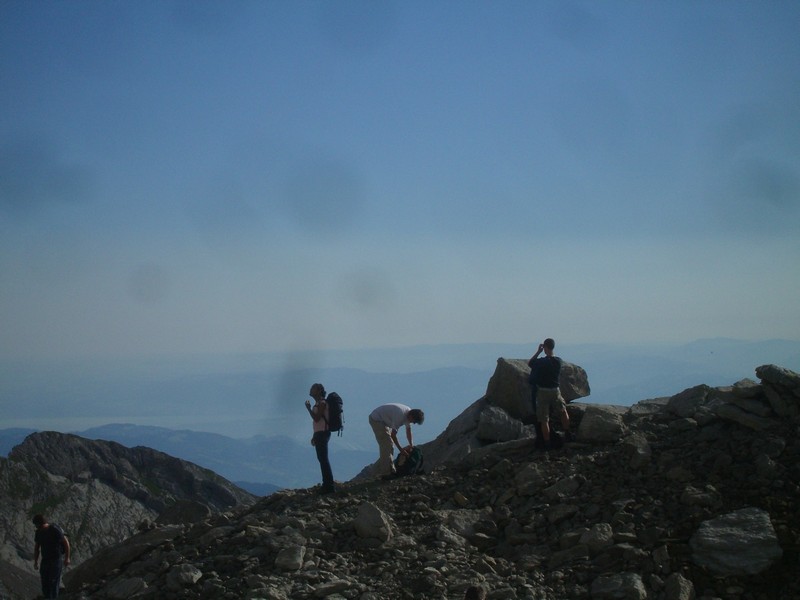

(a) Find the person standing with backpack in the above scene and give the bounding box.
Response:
[305,383,336,494]
[32,513,70,599]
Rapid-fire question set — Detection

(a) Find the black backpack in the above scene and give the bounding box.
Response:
[393,447,424,477]
[325,392,344,435]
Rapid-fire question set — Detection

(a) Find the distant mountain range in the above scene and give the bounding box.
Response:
[79,424,372,492]
[0,425,369,492]
[2,338,798,490]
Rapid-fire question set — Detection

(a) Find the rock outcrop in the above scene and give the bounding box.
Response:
[414,357,591,470]
[17,362,797,600]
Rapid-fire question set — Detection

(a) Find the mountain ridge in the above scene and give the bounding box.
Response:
[1,359,799,599]
[12,361,796,600]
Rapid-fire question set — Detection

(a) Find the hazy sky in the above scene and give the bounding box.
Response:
[2,0,799,363]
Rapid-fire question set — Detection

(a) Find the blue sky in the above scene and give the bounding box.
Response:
[2,0,799,363]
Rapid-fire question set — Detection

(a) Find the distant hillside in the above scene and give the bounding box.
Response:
[77,424,374,491]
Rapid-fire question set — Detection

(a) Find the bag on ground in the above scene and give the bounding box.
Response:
[394,447,424,477]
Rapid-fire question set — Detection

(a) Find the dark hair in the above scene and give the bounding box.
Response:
[409,409,424,424]
[465,585,487,600]
[543,338,555,350]
[310,383,326,397]
[32,514,46,527]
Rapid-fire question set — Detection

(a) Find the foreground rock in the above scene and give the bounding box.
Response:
[58,363,799,600]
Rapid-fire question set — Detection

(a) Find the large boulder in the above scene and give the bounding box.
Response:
[690,507,782,576]
[485,358,590,420]
[756,364,800,418]
[353,502,393,542]
[578,405,627,443]
[476,406,524,442]
[416,358,589,471]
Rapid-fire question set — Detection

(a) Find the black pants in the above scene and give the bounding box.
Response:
[313,431,335,490]
[40,558,62,598]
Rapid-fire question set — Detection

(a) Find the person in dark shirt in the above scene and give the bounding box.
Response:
[528,337,572,449]
[33,514,70,599]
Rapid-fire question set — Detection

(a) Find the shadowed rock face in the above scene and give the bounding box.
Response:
[9,432,254,513]
[3,363,800,600]
[0,431,256,590]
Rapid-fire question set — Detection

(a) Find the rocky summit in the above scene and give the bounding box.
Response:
[5,361,800,600]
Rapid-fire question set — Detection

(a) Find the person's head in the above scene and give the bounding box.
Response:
[408,409,424,425]
[464,585,487,600]
[543,338,555,355]
[32,514,47,529]
[309,383,326,400]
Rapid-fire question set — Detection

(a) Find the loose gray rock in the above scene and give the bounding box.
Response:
[577,405,626,442]
[690,507,783,575]
[664,573,695,600]
[166,563,203,591]
[274,545,306,571]
[590,572,647,600]
[476,406,524,442]
[353,502,392,542]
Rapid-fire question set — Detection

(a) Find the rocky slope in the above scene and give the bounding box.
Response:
[40,361,800,600]
[0,432,256,596]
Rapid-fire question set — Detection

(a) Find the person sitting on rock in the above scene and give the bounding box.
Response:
[368,403,424,478]
[528,337,572,449]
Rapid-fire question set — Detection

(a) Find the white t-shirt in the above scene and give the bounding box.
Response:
[369,403,410,431]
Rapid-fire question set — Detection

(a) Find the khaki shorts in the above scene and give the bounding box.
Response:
[536,387,566,423]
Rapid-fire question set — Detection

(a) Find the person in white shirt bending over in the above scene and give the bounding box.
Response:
[368,403,424,478]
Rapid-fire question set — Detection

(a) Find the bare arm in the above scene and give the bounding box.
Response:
[62,536,71,565]
[312,400,327,422]
[390,429,406,454]
[305,400,326,422]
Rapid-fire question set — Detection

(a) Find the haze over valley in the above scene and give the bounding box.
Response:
[3,338,798,490]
